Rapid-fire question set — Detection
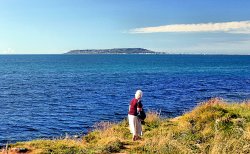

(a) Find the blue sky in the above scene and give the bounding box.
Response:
[1,0,250,54]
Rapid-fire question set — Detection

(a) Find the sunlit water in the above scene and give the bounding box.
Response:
[0,54,249,145]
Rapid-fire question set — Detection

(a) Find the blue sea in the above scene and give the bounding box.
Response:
[0,54,250,145]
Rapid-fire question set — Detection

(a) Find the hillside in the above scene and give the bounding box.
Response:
[2,98,250,154]
[65,48,156,54]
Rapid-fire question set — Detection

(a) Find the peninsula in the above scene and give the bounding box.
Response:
[65,48,156,54]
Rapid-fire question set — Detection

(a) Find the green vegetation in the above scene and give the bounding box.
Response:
[4,98,250,154]
[65,48,156,54]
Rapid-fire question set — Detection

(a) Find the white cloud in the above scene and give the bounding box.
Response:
[130,21,250,34]
[0,48,14,54]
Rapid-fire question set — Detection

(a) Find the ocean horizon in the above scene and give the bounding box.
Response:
[0,54,250,145]
[1,53,250,55]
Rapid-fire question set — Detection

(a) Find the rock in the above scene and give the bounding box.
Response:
[74,135,80,138]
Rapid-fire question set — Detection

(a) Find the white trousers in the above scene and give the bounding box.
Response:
[128,114,142,136]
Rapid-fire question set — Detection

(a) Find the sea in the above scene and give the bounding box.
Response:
[0,54,250,145]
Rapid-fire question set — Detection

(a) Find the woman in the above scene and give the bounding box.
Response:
[128,90,143,141]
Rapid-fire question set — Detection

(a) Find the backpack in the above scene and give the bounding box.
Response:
[137,101,146,120]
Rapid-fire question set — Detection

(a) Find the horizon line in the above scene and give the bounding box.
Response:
[0,53,249,56]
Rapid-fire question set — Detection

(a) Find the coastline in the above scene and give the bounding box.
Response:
[2,98,250,154]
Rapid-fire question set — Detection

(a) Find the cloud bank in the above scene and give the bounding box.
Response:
[130,21,250,34]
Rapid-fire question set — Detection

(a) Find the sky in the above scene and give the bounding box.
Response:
[0,0,250,54]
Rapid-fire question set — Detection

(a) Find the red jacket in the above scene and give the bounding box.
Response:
[128,98,143,116]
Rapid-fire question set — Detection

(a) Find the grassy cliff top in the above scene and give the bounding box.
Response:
[2,98,250,154]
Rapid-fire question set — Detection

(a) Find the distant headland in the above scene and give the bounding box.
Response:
[64,48,157,54]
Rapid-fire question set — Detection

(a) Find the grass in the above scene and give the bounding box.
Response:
[3,98,250,154]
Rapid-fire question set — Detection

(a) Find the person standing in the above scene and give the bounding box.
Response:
[128,90,143,141]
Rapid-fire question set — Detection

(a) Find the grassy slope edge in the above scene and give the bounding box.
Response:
[2,98,250,154]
